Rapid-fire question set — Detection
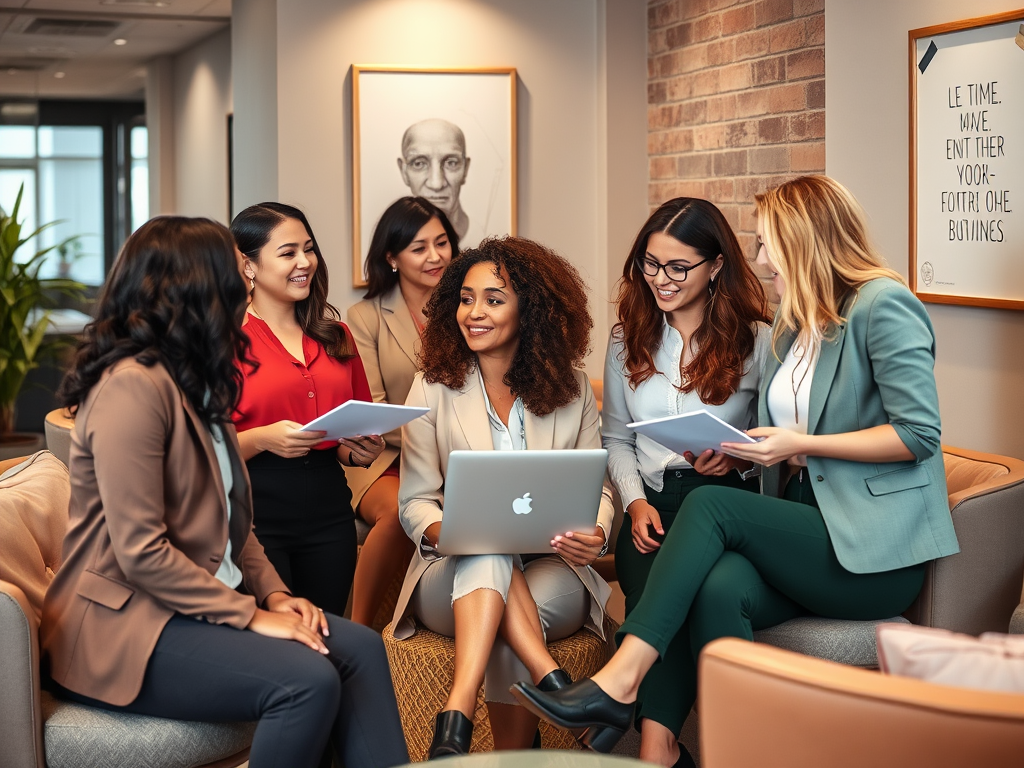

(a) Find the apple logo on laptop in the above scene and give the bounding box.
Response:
[512,493,533,515]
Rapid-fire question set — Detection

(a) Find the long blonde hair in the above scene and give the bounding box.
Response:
[755,175,903,355]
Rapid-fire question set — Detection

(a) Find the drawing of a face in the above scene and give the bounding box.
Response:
[397,119,470,219]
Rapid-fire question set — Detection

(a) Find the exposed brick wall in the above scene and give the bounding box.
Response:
[647,0,825,258]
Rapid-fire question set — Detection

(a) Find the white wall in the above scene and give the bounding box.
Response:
[826,0,1024,459]
[230,0,647,374]
[172,28,232,223]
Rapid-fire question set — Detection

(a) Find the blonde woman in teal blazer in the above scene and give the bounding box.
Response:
[511,175,960,765]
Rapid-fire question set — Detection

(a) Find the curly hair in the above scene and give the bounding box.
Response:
[615,198,770,405]
[363,197,460,299]
[419,237,592,416]
[58,216,251,426]
[231,202,355,360]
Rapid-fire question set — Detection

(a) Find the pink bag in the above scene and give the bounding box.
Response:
[877,623,1024,693]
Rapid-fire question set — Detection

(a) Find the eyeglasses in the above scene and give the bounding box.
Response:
[634,255,711,282]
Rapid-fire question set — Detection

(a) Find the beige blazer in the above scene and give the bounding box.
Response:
[40,359,288,706]
[391,368,614,640]
[345,284,420,508]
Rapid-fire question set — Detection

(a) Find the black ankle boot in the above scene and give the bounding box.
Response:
[537,668,572,692]
[673,742,697,768]
[428,710,473,759]
[510,679,634,754]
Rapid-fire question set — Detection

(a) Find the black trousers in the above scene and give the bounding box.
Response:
[248,449,357,617]
[53,614,409,768]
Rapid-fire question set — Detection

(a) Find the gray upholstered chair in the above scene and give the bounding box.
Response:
[42,410,74,469]
[753,445,1024,667]
[0,452,254,768]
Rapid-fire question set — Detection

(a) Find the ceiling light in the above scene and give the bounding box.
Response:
[54,71,66,79]
[113,38,127,46]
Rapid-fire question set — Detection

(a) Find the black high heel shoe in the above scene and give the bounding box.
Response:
[510,678,634,753]
[428,710,473,760]
[531,669,574,748]
[537,668,572,692]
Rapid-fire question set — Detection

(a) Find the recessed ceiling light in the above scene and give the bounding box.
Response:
[54,71,66,79]
[113,38,127,46]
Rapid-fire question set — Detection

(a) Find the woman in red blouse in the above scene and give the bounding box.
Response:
[232,202,385,617]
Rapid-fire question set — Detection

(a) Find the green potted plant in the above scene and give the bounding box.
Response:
[0,183,86,451]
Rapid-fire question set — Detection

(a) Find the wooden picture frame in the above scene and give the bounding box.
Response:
[351,66,517,289]
[909,9,1024,310]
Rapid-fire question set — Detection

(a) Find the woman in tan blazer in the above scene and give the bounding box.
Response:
[346,197,459,625]
[40,217,407,768]
[392,238,614,758]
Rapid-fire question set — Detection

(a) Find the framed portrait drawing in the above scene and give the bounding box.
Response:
[352,66,517,288]
[909,10,1024,310]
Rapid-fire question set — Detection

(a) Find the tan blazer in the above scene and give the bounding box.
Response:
[345,284,421,509]
[391,368,614,640]
[40,359,288,706]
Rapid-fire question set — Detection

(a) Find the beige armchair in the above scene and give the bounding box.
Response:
[699,637,1024,768]
[0,452,253,768]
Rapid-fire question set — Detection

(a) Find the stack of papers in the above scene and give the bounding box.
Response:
[301,401,429,441]
[627,409,758,456]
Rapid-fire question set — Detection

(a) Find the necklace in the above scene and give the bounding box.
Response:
[247,303,264,322]
[790,346,811,425]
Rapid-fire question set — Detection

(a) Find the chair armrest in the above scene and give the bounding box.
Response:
[905,447,1024,635]
[0,579,46,768]
[699,637,1024,768]
[1011,603,1024,635]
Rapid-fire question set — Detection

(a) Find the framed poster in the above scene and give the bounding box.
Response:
[910,10,1024,310]
[352,66,517,288]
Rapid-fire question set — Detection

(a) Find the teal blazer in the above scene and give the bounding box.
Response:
[760,278,959,574]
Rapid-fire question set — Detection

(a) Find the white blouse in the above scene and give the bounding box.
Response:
[766,339,819,467]
[209,423,242,590]
[602,320,772,509]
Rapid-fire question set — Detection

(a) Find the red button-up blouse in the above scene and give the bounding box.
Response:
[234,316,372,451]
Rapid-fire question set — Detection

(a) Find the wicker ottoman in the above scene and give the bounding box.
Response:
[383,617,618,761]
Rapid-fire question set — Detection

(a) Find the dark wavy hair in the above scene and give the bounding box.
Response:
[58,216,251,426]
[419,237,592,416]
[364,196,460,299]
[614,198,770,405]
[231,202,354,360]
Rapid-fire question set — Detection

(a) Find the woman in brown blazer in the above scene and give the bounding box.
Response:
[346,197,459,625]
[40,217,407,768]
[393,238,614,758]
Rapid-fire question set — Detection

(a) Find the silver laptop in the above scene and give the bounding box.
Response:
[436,449,608,556]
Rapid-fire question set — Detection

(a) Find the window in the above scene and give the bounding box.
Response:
[0,100,146,288]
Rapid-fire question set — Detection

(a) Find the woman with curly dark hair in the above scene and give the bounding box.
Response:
[42,217,408,768]
[232,203,385,618]
[600,198,771,768]
[390,237,614,758]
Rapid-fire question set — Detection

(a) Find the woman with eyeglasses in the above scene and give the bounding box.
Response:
[599,198,771,768]
[512,176,957,765]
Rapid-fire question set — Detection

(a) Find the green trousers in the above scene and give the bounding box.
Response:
[615,472,926,735]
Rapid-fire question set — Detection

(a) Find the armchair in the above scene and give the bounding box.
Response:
[0,452,253,768]
[699,637,1024,768]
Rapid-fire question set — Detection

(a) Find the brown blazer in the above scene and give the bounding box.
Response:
[40,359,288,706]
[345,284,421,508]
[391,368,614,640]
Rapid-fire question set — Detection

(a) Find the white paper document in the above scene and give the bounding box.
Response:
[627,409,759,457]
[301,401,429,441]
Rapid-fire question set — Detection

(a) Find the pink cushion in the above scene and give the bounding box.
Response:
[877,623,1024,694]
[0,451,70,621]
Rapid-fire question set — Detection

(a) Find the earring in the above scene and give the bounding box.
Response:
[391,265,398,273]
[708,277,715,296]
[248,276,255,291]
